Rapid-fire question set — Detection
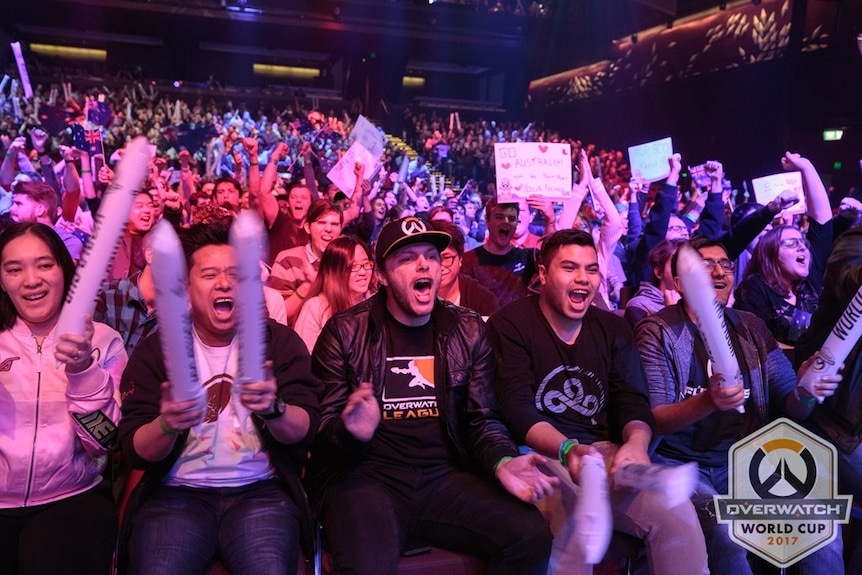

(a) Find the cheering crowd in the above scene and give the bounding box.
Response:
[0,73,861,575]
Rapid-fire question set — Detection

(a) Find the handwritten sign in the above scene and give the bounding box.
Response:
[349,115,387,160]
[494,142,572,201]
[628,137,673,183]
[326,141,378,197]
[751,171,806,216]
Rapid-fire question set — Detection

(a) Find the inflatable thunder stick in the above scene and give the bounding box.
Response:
[149,220,203,405]
[229,212,267,385]
[613,462,698,508]
[55,136,153,338]
[573,454,613,565]
[798,284,862,403]
[676,244,745,413]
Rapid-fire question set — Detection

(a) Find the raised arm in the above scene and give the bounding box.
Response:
[781,152,831,225]
[60,146,83,222]
[255,140,285,228]
[301,142,320,201]
[178,150,197,202]
[1,136,25,189]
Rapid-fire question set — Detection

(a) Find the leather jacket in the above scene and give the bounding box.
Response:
[305,291,518,506]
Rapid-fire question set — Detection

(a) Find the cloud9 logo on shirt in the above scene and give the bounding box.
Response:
[535,364,605,418]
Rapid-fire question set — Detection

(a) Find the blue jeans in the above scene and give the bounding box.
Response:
[320,461,552,575]
[127,479,301,575]
[652,453,844,575]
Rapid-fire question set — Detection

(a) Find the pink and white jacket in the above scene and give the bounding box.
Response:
[0,318,127,508]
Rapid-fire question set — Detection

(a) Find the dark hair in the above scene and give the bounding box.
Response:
[287,183,311,199]
[428,206,453,222]
[649,239,685,286]
[430,220,465,256]
[306,235,374,314]
[306,199,343,225]
[0,223,75,330]
[484,197,519,220]
[743,225,798,297]
[538,229,595,268]
[213,176,243,201]
[821,226,862,304]
[382,205,411,227]
[670,236,728,277]
[179,218,232,270]
[13,181,59,224]
[731,202,762,228]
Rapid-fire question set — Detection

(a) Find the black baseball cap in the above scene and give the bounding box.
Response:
[375,216,451,265]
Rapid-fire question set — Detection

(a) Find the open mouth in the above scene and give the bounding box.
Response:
[796,255,807,266]
[23,292,47,302]
[713,281,727,290]
[568,289,590,305]
[414,278,433,300]
[213,297,234,316]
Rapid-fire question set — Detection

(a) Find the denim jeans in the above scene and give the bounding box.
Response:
[652,453,845,575]
[127,479,301,575]
[320,460,552,575]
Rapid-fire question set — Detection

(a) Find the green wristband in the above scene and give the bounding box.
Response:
[494,456,513,474]
[559,439,579,467]
[158,416,178,436]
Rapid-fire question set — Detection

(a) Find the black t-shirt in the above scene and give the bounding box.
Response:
[488,297,654,446]
[367,312,450,467]
[461,246,537,308]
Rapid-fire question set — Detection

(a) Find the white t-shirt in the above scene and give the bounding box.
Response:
[166,332,275,487]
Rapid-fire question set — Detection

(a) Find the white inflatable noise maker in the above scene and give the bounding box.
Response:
[676,244,745,413]
[613,462,698,508]
[229,212,268,386]
[573,454,613,565]
[149,220,203,406]
[798,284,862,403]
[55,136,153,339]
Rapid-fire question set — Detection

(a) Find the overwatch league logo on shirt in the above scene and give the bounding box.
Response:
[714,418,852,567]
[382,355,438,420]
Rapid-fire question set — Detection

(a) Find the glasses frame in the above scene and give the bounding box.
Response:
[702,258,735,272]
[349,261,375,273]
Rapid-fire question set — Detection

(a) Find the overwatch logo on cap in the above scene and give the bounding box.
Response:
[714,418,852,568]
[401,217,428,235]
[375,217,451,264]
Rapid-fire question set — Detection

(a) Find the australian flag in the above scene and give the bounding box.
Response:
[71,122,105,157]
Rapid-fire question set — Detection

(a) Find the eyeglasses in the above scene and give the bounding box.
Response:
[703,258,735,272]
[350,261,375,273]
[441,254,458,267]
[779,237,810,250]
[667,225,689,235]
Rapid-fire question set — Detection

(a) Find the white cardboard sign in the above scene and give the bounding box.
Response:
[494,142,572,201]
[628,137,673,183]
[751,171,806,216]
[326,141,378,197]
[349,115,387,160]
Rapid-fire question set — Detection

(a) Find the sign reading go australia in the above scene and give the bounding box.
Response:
[715,418,853,567]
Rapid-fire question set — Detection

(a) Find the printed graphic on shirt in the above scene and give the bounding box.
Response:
[535,364,605,424]
[0,355,20,371]
[204,372,233,423]
[682,358,751,402]
[382,355,438,420]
